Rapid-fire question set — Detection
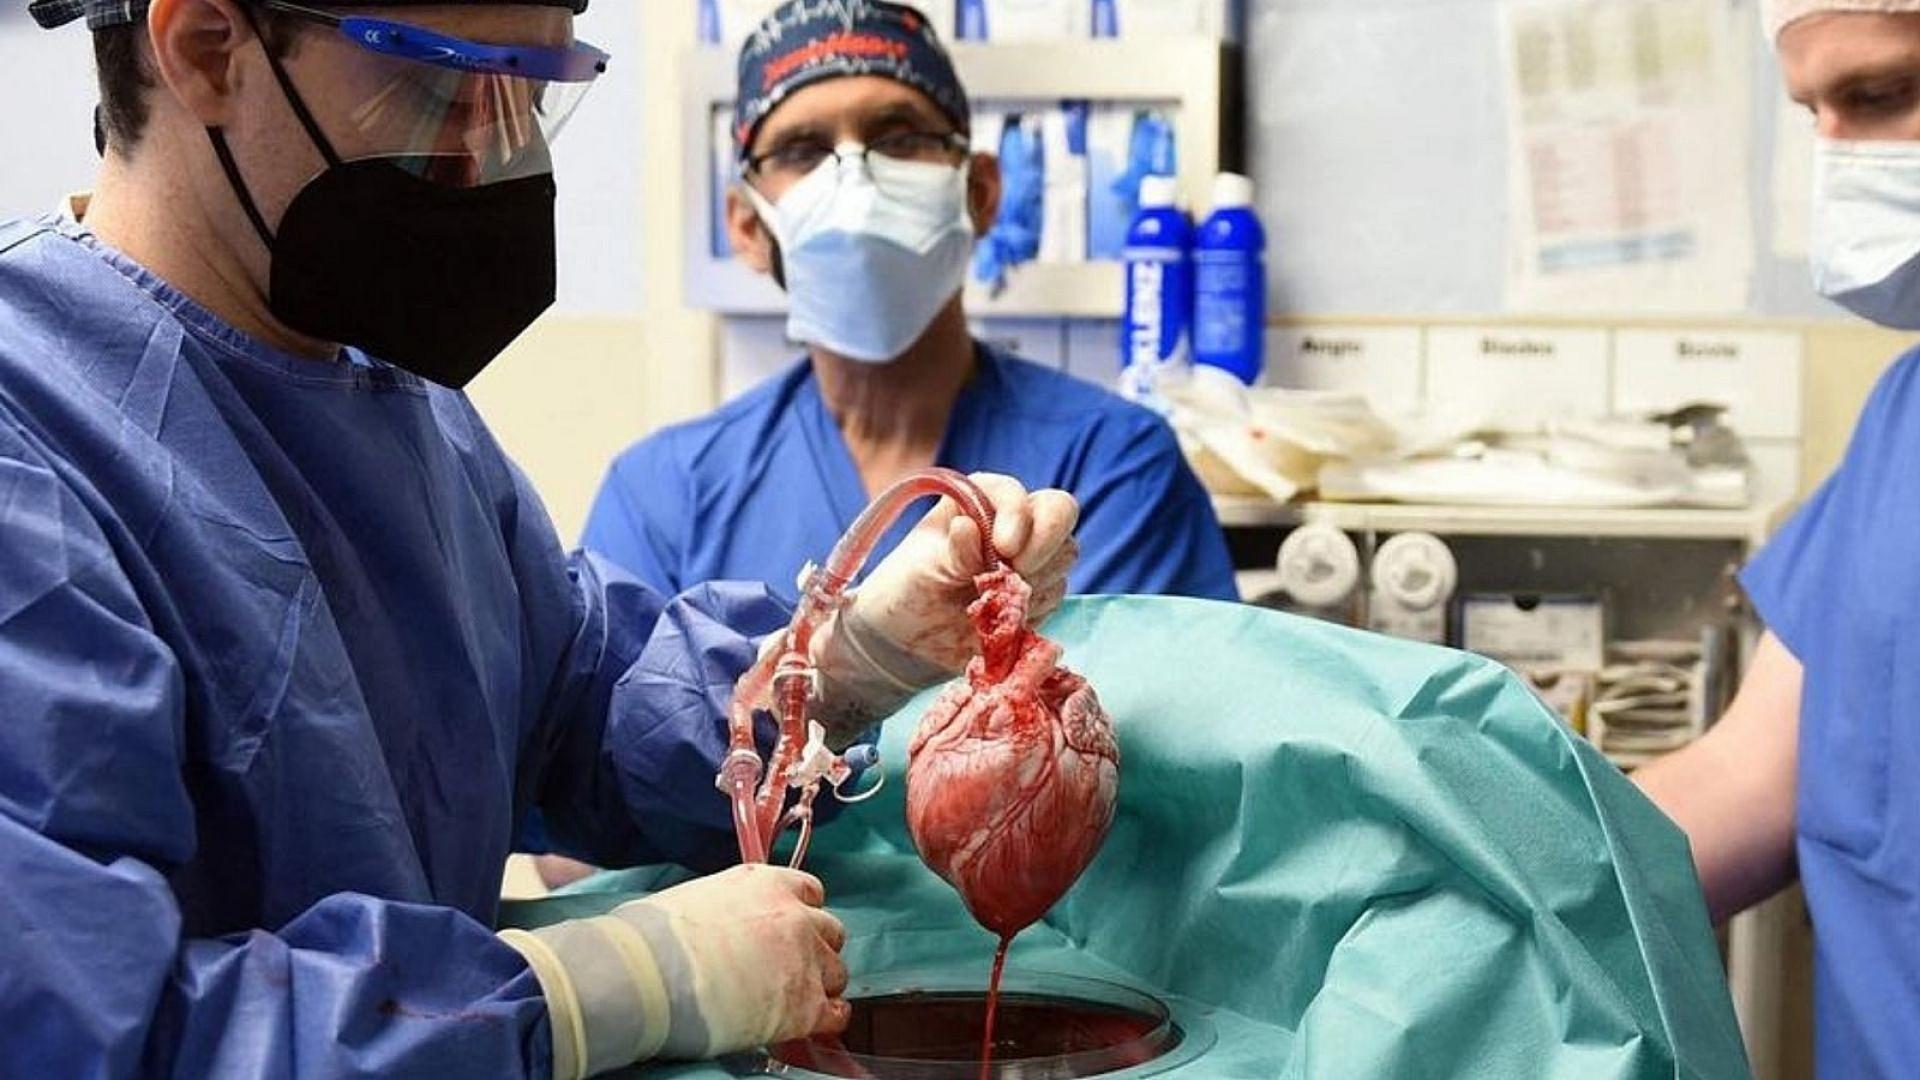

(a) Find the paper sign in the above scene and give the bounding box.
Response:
[1267,326,1424,415]
[1425,327,1610,427]
[1613,329,1804,438]
[1502,0,1753,314]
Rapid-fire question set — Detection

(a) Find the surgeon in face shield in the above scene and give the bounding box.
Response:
[0,1,1079,1076]
[1634,3,1920,1076]
[576,0,1235,619]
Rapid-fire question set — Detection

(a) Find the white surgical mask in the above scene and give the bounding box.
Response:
[745,145,974,363]
[1811,138,1920,330]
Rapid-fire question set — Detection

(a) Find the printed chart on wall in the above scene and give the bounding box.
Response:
[1502,0,1754,313]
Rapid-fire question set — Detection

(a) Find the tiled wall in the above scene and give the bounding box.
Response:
[719,316,1808,510]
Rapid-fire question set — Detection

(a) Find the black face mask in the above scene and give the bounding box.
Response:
[209,39,557,389]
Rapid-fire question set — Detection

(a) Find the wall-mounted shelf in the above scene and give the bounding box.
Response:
[681,37,1233,318]
[1214,497,1785,549]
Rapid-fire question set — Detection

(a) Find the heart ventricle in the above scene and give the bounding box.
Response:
[905,569,1120,938]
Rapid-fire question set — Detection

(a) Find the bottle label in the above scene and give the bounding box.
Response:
[1194,256,1266,382]
[1195,263,1252,354]
[1124,255,1193,372]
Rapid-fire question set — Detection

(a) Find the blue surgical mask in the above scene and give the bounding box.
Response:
[1811,138,1920,330]
[746,147,975,363]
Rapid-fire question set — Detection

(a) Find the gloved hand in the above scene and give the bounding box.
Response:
[500,865,850,1078]
[810,473,1079,745]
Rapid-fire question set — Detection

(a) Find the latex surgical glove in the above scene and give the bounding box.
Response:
[810,473,1079,746]
[500,865,850,1078]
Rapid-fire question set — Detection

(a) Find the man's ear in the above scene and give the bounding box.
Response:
[967,151,1001,238]
[726,183,777,276]
[147,0,257,128]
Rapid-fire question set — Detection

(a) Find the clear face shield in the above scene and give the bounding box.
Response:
[256,0,609,187]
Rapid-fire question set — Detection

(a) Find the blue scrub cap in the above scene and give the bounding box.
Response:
[29,0,590,31]
[734,0,970,158]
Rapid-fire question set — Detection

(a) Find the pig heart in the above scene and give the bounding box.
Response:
[905,569,1120,938]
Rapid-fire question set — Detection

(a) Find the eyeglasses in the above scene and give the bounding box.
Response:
[252,0,610,83]
[744,131,971,186]
[241,0,611,188]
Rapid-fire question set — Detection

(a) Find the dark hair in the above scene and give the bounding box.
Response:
[91,10,305,155]
[92,23,153,153]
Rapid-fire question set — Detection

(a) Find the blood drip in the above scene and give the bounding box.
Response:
[981,937,1010,1080]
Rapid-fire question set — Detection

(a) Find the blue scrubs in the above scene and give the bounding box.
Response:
[0,219,783,1076]
[1741,344,1920,1078]
[581,349,1237,602]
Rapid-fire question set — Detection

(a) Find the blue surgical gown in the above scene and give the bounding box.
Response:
[0,218,783,1077]
[1741,343,1920,1078]
[580,348,1237,602]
